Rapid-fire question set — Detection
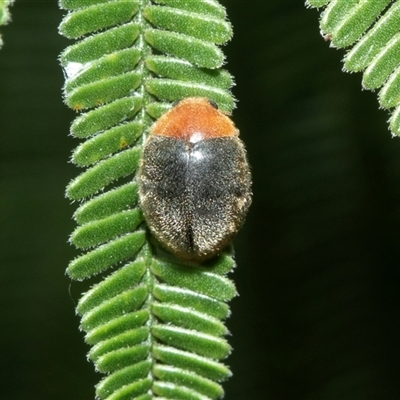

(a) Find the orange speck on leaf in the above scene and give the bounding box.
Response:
[119,138,128,149]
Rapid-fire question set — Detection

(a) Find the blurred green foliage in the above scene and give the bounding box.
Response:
[0,1,399,399]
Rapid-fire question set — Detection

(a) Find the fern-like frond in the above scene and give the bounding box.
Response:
[59,0,236,398]
[0,0,14,48]
[306,0,400,136]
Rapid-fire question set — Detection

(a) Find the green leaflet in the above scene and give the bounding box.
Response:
[152,382,212,399]
[153,365,224,399]
[151,303,228,336]
[61,24,140,66]
[152,284,230,320]
[89,327,150,361]
[66,147,142,200]
[146,78,234,113]
[67,232,146,280]
[71,97,143,138]
[86,310,150,345]
[145,56,232,89]
[151,325,231,359]
[145,29,225,69]
[307,0,330,6]
[60,0,237,399]
[143,6,231,44]
[66,71,142,110]
[0,0,14,48]
[73,183,139,224]
[65,48,141,93]
[77,258,147,314]
[0,0,13,26]
[153,345,232,381]
[151,0,226,18]
[70,209,144,248]
[72,121,143,166]
[150,258,237,302]
[96,361,152,398]
[59,1,139,39]
[306,0,400,136]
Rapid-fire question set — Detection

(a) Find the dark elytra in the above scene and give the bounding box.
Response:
[139,135,252,261]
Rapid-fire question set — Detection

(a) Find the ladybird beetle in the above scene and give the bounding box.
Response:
[138,97,252,261]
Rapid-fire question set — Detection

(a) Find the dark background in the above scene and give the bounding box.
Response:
[1,1,399,399]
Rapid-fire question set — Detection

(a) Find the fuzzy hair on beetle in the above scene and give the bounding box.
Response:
[138,97,252,262]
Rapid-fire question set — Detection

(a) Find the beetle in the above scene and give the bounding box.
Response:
[138,97,252,261]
